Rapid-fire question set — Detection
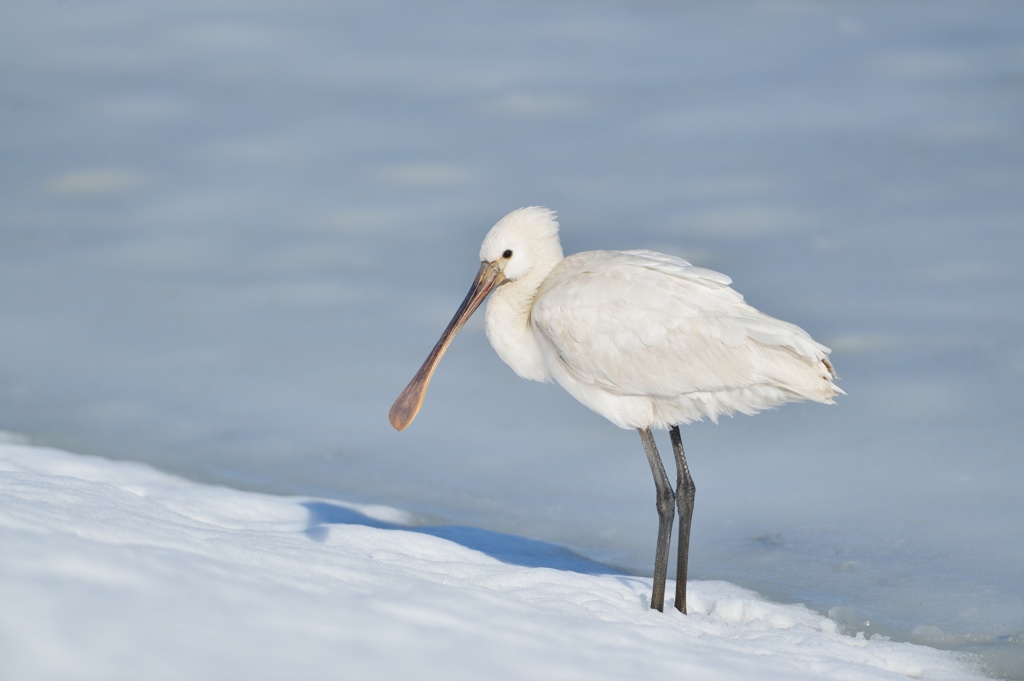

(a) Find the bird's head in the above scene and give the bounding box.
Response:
[479,206,563,285]
[388,206,562,431]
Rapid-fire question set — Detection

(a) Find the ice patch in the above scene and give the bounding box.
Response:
[44,168,147,196]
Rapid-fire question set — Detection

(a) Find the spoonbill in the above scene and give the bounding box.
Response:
[389,206,841,614]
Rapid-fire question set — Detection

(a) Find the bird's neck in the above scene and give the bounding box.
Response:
[484,270,554,384]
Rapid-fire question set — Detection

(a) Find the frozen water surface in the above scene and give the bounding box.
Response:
[2,1,1022,678]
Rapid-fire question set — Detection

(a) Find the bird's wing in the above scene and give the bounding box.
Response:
[531,250,833,399]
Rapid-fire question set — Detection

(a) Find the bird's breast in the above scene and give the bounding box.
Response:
[484,284,552,383]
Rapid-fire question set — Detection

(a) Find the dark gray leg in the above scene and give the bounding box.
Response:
[669,425,695,614]
[638,427,676,612]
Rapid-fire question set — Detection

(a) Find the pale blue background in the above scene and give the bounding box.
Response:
[2,1,1022,676]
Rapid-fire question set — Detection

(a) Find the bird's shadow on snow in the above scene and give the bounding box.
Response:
[301,501,615,575]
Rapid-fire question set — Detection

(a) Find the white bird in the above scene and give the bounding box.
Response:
[389,206,841,614]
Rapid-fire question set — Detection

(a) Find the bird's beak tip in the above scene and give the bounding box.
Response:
[388,399,418,431]
[387,411,405,431]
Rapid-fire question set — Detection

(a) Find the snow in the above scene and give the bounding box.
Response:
[0,439,988,681]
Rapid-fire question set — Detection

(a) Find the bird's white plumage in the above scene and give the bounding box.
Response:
[481,207,841,430]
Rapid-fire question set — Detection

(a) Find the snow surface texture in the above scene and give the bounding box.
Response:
[0,440,988,681]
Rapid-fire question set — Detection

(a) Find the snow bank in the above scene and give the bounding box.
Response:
[0,441,987,681]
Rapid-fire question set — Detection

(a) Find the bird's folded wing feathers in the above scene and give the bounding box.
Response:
[531,250,834,399]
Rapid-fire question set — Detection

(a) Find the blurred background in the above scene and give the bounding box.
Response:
[2,1,1022,677]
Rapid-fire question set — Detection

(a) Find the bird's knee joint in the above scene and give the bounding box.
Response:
[655,489,676,515]
[678,475,695,499]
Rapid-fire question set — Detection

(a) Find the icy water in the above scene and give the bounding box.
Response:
[2,1,1023,677]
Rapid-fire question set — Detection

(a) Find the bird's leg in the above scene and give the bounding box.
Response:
[669,425,695,615]
[637,427,675,612]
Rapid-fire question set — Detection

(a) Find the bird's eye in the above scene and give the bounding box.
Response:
[502,249,513,259]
